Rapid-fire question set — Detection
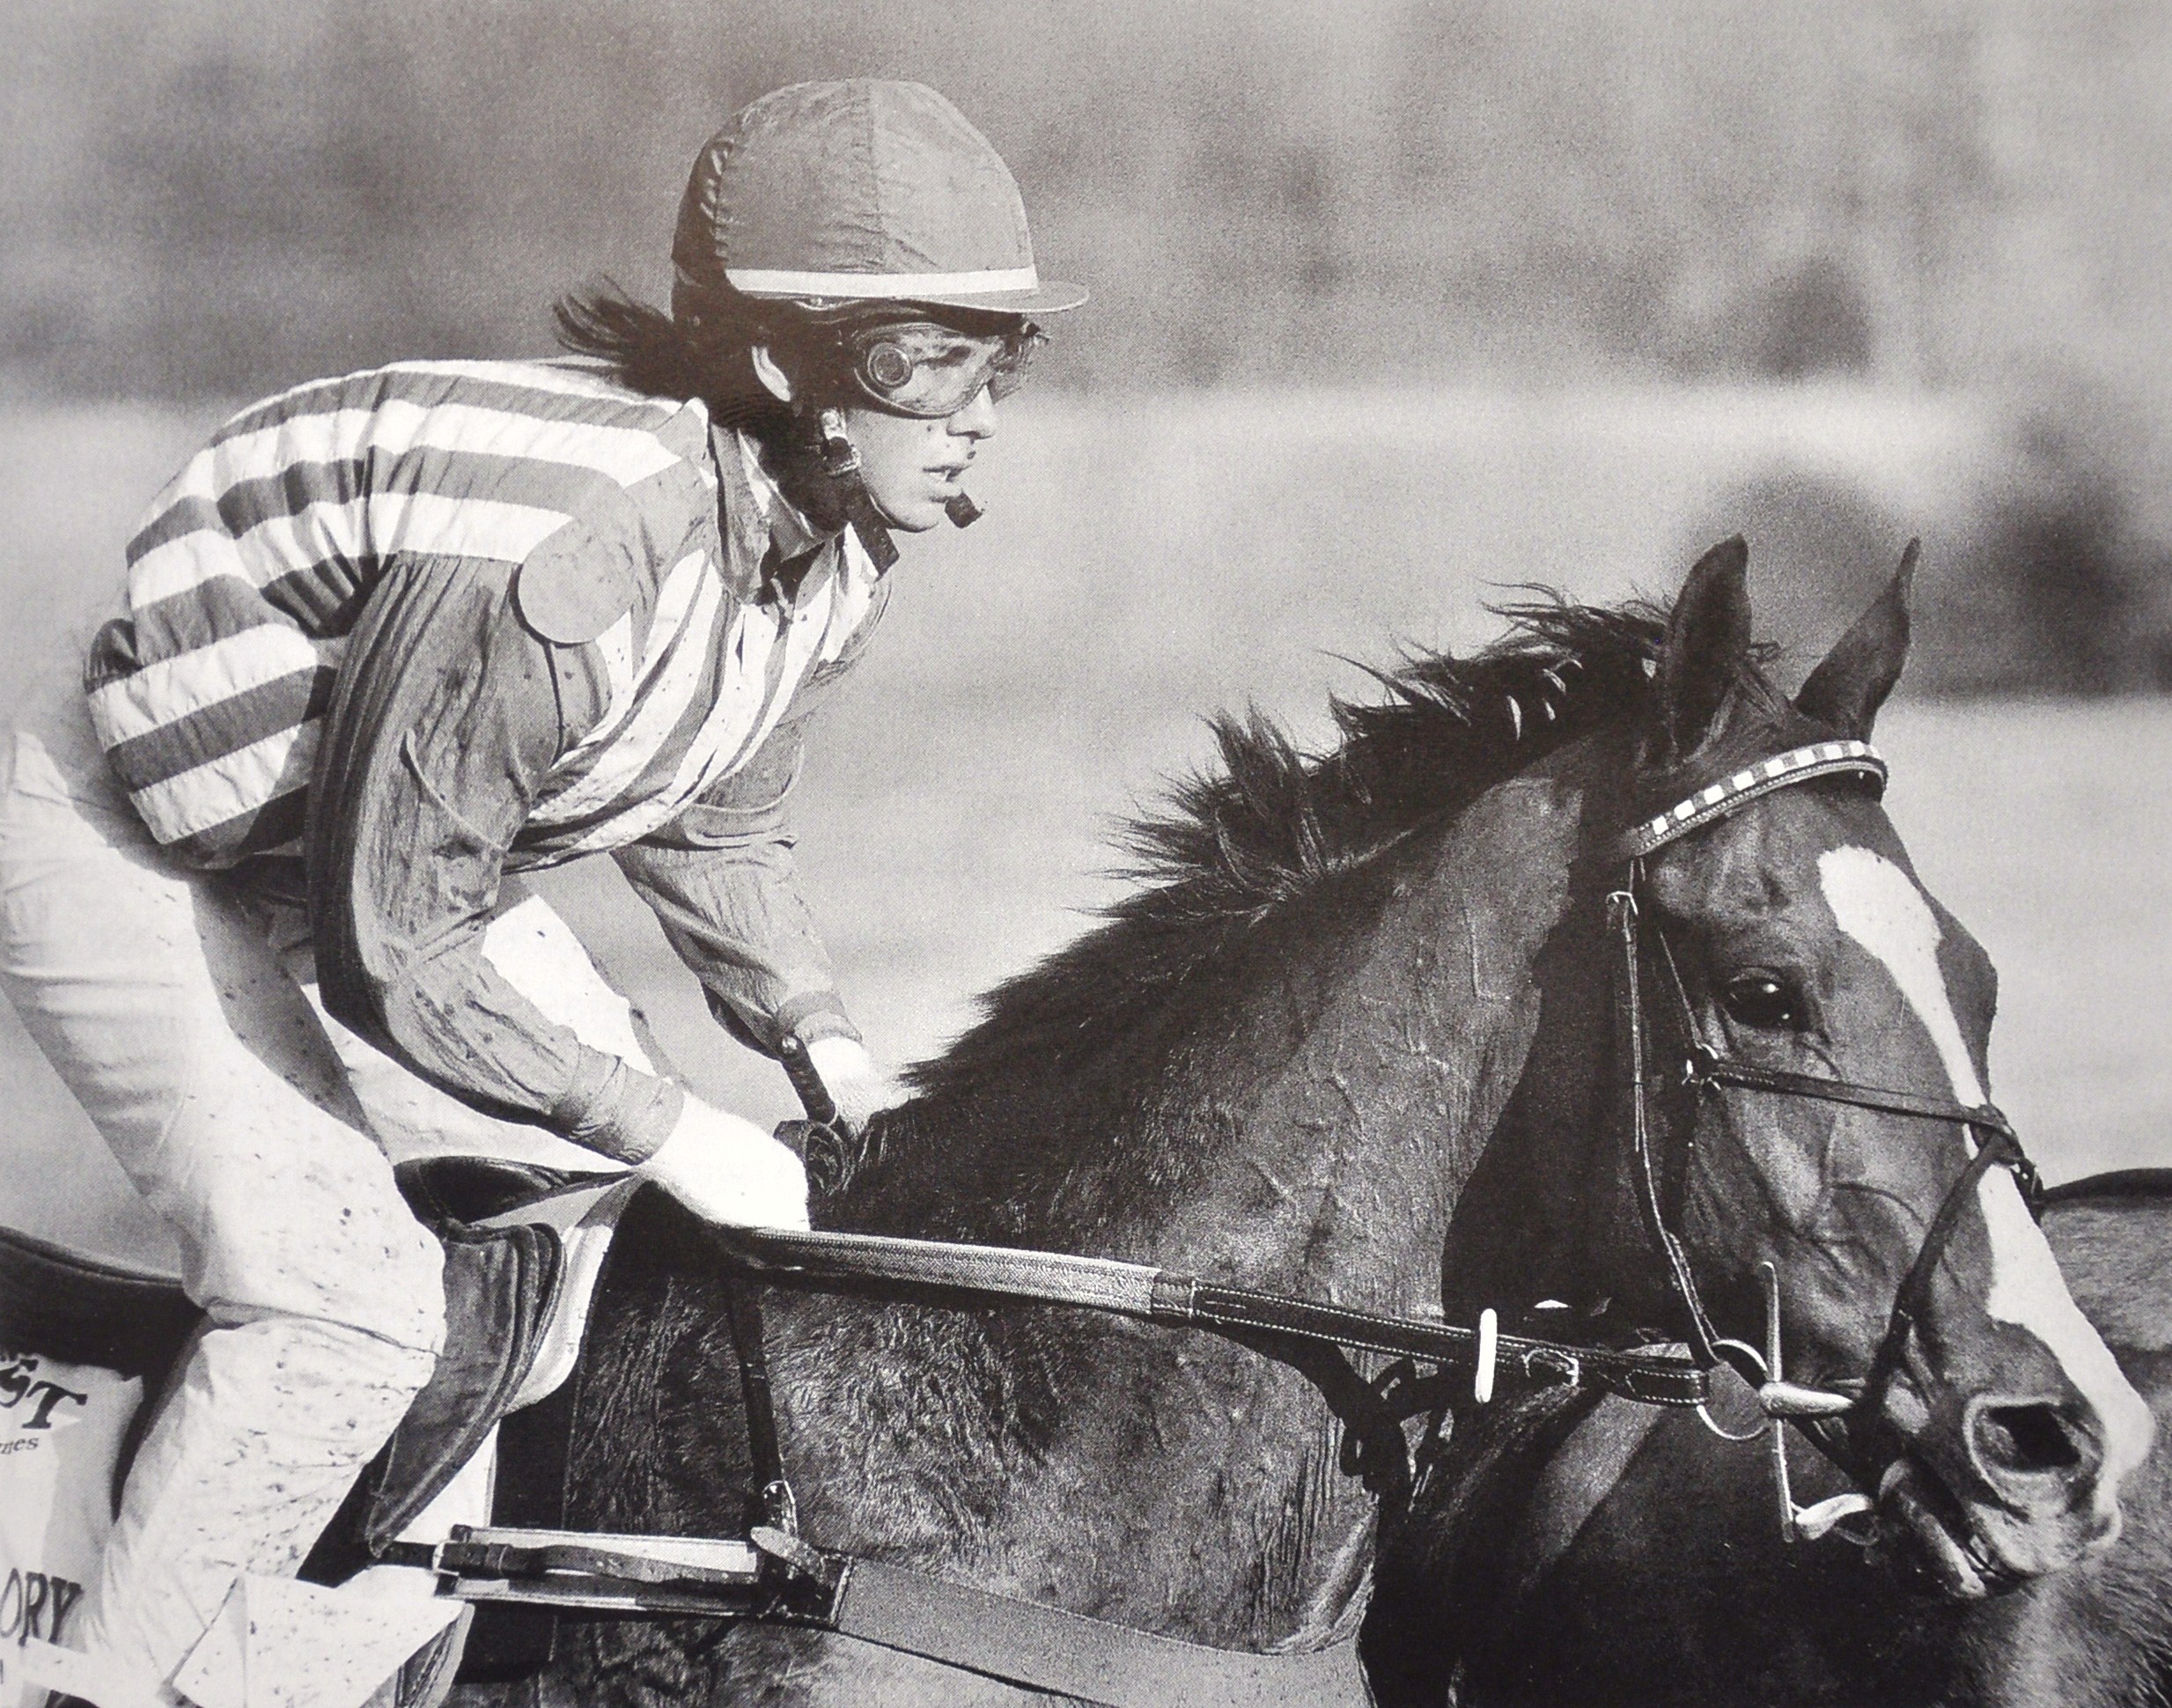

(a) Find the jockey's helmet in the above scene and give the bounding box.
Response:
[671,80,1086,325]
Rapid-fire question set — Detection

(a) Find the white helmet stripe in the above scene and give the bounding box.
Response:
[724,265,1042,298]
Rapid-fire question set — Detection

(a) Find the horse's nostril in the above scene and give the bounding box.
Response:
[1972,1402,2087,1477]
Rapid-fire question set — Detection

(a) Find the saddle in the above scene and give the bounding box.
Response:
[0,1158,634,1569]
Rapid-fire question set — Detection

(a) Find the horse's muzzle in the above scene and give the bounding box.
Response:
[1961,1390,2120,1560]
[1874,1390,2118,1599]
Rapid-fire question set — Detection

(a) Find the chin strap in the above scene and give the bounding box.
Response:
[815,408,985,569]
[816,409,900,572]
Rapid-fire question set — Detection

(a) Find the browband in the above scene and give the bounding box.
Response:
[1624,739,1894,860]
[1620,740,1887,858]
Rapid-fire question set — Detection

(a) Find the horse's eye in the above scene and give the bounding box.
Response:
[1721,973,1803,1031]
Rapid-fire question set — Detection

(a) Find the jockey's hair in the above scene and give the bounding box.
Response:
[553,281,912,513]
[554,281,792,434]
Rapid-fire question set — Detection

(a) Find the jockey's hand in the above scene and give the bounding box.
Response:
[639,1095,810,1230]
[804,1035,905,1137]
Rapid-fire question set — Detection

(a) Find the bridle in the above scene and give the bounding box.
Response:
[1609,738,2043,1539]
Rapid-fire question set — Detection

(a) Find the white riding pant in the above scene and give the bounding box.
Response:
[0,681,650,1700]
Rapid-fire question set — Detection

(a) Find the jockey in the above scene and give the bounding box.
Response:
[0,79,1081,1704]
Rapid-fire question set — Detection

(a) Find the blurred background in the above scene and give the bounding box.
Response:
[4,1,2169,1260]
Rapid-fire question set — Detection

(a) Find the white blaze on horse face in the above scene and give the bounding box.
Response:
[1816,846,2153,1491]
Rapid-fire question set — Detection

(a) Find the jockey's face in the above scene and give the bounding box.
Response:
[838,387,999,533]
[750,321,1013,536]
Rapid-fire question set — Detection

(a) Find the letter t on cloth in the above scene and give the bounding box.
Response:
[173,1575,460,1708]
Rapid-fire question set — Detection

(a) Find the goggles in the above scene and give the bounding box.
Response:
[842,320,1044,418]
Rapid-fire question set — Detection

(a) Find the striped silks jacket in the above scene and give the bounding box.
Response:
[82,357,887,1157]
[88,357,882,870]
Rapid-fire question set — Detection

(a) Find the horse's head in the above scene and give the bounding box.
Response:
[1617,536,2154,1595]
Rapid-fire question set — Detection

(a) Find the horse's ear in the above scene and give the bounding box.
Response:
[1794,539,1917,737]
[1658,535,1754,759]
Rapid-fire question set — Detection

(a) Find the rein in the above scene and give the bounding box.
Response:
[713,1225,1711,1406]
[654,1234,1696,1703]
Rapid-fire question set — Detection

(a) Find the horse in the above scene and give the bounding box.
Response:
[450,537,2150,1708]
[1360,1172,2172,1708]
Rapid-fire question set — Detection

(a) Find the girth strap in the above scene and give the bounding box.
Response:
[723,1278,789,1517]
[829,1563,1369,1708]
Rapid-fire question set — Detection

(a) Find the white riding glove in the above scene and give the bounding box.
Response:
[638,1093,810,1230]
[804,1034,905,1134]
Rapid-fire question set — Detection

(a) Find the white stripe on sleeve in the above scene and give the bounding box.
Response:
[127,720,318,844]
[88,623,331,746]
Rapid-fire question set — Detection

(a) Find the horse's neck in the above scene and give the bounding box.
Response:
[1435,749,1644,1323]
[765,749,1599,1648]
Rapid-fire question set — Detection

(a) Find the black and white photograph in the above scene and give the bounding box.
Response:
[2,5,2168,1705]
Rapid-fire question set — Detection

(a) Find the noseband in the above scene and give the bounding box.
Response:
[1610,740,2043,1530]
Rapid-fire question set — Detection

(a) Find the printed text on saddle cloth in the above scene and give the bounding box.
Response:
[1815,846,2154,1497]
[0,1351,137,1706]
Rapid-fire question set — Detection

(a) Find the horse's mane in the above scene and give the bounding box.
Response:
[911,599,1669,1102]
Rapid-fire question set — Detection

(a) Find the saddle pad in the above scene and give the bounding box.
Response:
[0,1351,140,1708]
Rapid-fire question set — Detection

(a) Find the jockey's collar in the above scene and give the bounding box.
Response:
[714,423,842,602]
